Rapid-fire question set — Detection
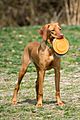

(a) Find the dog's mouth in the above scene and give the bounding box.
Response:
[50,30,64,39]
[47,30,64,48]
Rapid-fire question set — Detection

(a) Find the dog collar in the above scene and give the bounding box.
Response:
[45,40,53,48]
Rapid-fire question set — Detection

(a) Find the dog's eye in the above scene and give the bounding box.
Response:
[51,30,54,33]
[51,30,54,31]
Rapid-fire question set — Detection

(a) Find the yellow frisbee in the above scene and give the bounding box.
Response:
[52,38,69,55]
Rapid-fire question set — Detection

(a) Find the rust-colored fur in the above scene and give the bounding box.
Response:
[12,23,64,107]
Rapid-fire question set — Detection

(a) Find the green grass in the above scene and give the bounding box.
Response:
[0,25,80,120]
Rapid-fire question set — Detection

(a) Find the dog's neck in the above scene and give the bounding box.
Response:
[45,40,53,48]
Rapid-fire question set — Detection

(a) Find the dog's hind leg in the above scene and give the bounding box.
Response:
[12,48,31,105]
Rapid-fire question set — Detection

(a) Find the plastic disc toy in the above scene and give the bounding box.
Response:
[52,37,69,55]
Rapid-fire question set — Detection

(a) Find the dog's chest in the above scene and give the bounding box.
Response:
[46,48,54,61]
[49,55,54,61]
[45,54,54,68]
[38,48,54,69]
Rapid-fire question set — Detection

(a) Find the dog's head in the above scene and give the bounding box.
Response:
[39,23,69,56]
[39,22,64,43]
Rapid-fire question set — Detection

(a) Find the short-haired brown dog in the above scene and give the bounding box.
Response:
[12,23,64,107]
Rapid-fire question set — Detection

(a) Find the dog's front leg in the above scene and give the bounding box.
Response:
[36,69,45,107]
[54,67,64,106]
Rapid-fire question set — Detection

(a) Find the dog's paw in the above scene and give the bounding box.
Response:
[56,101,64,106]
[12,98,17,105]
[36,103,42,107]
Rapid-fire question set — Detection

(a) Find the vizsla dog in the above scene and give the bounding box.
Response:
[12,23,64,107]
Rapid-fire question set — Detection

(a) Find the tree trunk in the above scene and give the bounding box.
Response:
[64,0,80,25]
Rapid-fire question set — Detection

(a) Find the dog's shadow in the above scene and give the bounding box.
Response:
[18,99,56,105]
[18,99,36,105]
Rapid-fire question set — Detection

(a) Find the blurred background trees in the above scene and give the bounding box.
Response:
[0,0,80,27]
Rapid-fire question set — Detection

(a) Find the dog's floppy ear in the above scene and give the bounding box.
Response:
[39,24,50,41]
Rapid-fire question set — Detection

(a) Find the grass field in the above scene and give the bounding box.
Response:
[0,25,80,120]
